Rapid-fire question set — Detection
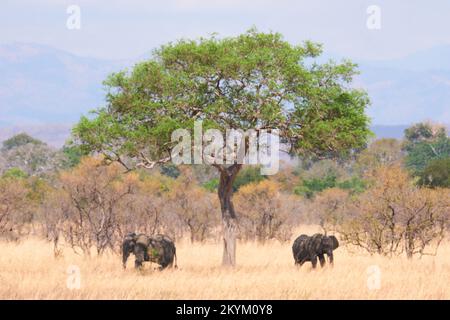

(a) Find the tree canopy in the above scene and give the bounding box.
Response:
[418,157,450,188]
[2,133,43,151]
[74,29,371,167]
[403,122,450,175]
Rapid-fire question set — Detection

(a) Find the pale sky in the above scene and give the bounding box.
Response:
[1,0,450,60]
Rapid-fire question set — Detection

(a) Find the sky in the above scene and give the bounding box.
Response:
[1,0,450,60]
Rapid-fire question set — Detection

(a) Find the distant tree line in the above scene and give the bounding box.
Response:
[0,120,449,259]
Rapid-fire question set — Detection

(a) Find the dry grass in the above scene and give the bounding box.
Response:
[1,227,449,300]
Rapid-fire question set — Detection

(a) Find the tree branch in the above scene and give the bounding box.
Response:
[136,152,171,169]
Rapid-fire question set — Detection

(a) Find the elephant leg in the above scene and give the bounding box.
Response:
[167,251,176,269]
[144,250,150,262]
[135,259,143,269]
[161,251,176,270]
[318,254,326,268]
[295,254,306,267]
[327,251,334,266]
[294,254,300,266]
[158,261,168,270]
[122,251,130,269]
[311,255,318,269]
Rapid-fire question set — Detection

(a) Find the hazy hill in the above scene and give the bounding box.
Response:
[0,43,132,126]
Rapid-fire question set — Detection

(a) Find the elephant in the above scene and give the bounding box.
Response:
[292,233,339,268]
[122,233,177,270]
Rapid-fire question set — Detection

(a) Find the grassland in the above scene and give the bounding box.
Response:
[1,228,449,299]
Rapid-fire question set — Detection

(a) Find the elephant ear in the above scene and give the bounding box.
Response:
[123,234,136,253]
[330,235,339,250]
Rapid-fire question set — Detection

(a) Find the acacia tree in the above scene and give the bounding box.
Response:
[1,133,67,176]
[73,30,371,266]
[355,138,404,174]
[403,122,450,174]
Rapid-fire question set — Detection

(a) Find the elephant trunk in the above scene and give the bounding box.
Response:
[122,250,129,269]
[122,240,134,269]
[122,233,137,269]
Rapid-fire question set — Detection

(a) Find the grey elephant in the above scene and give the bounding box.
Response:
[122,233,177,270]
[292,233,339,268]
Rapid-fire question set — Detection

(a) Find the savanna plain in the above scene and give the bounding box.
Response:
[1,227,449,300]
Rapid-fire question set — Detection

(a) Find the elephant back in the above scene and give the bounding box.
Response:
[292,234,309,260]
[147,236,167,260]
[153,234,174,243]
[292,235,309,251]
[308,234,324,253]
[135,234,150,247]
[148,234,176,267]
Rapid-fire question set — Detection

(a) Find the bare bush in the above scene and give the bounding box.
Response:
[57,157,138,255]
[235,180,295,242]
[339,165,450,258]
[119,175,184,241]
[169,168,220,242]
[310,188,349,234]
[0,177,29,240]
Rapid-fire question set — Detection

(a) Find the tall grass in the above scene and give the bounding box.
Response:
[0,228,449,299]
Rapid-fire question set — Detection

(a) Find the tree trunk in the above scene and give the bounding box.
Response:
[217,164,242,267]
[405,232,414,259]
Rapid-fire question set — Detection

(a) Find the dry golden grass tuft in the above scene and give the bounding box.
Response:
[1,227,449,299]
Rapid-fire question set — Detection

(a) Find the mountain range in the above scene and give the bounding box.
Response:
[0,42,449,147]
